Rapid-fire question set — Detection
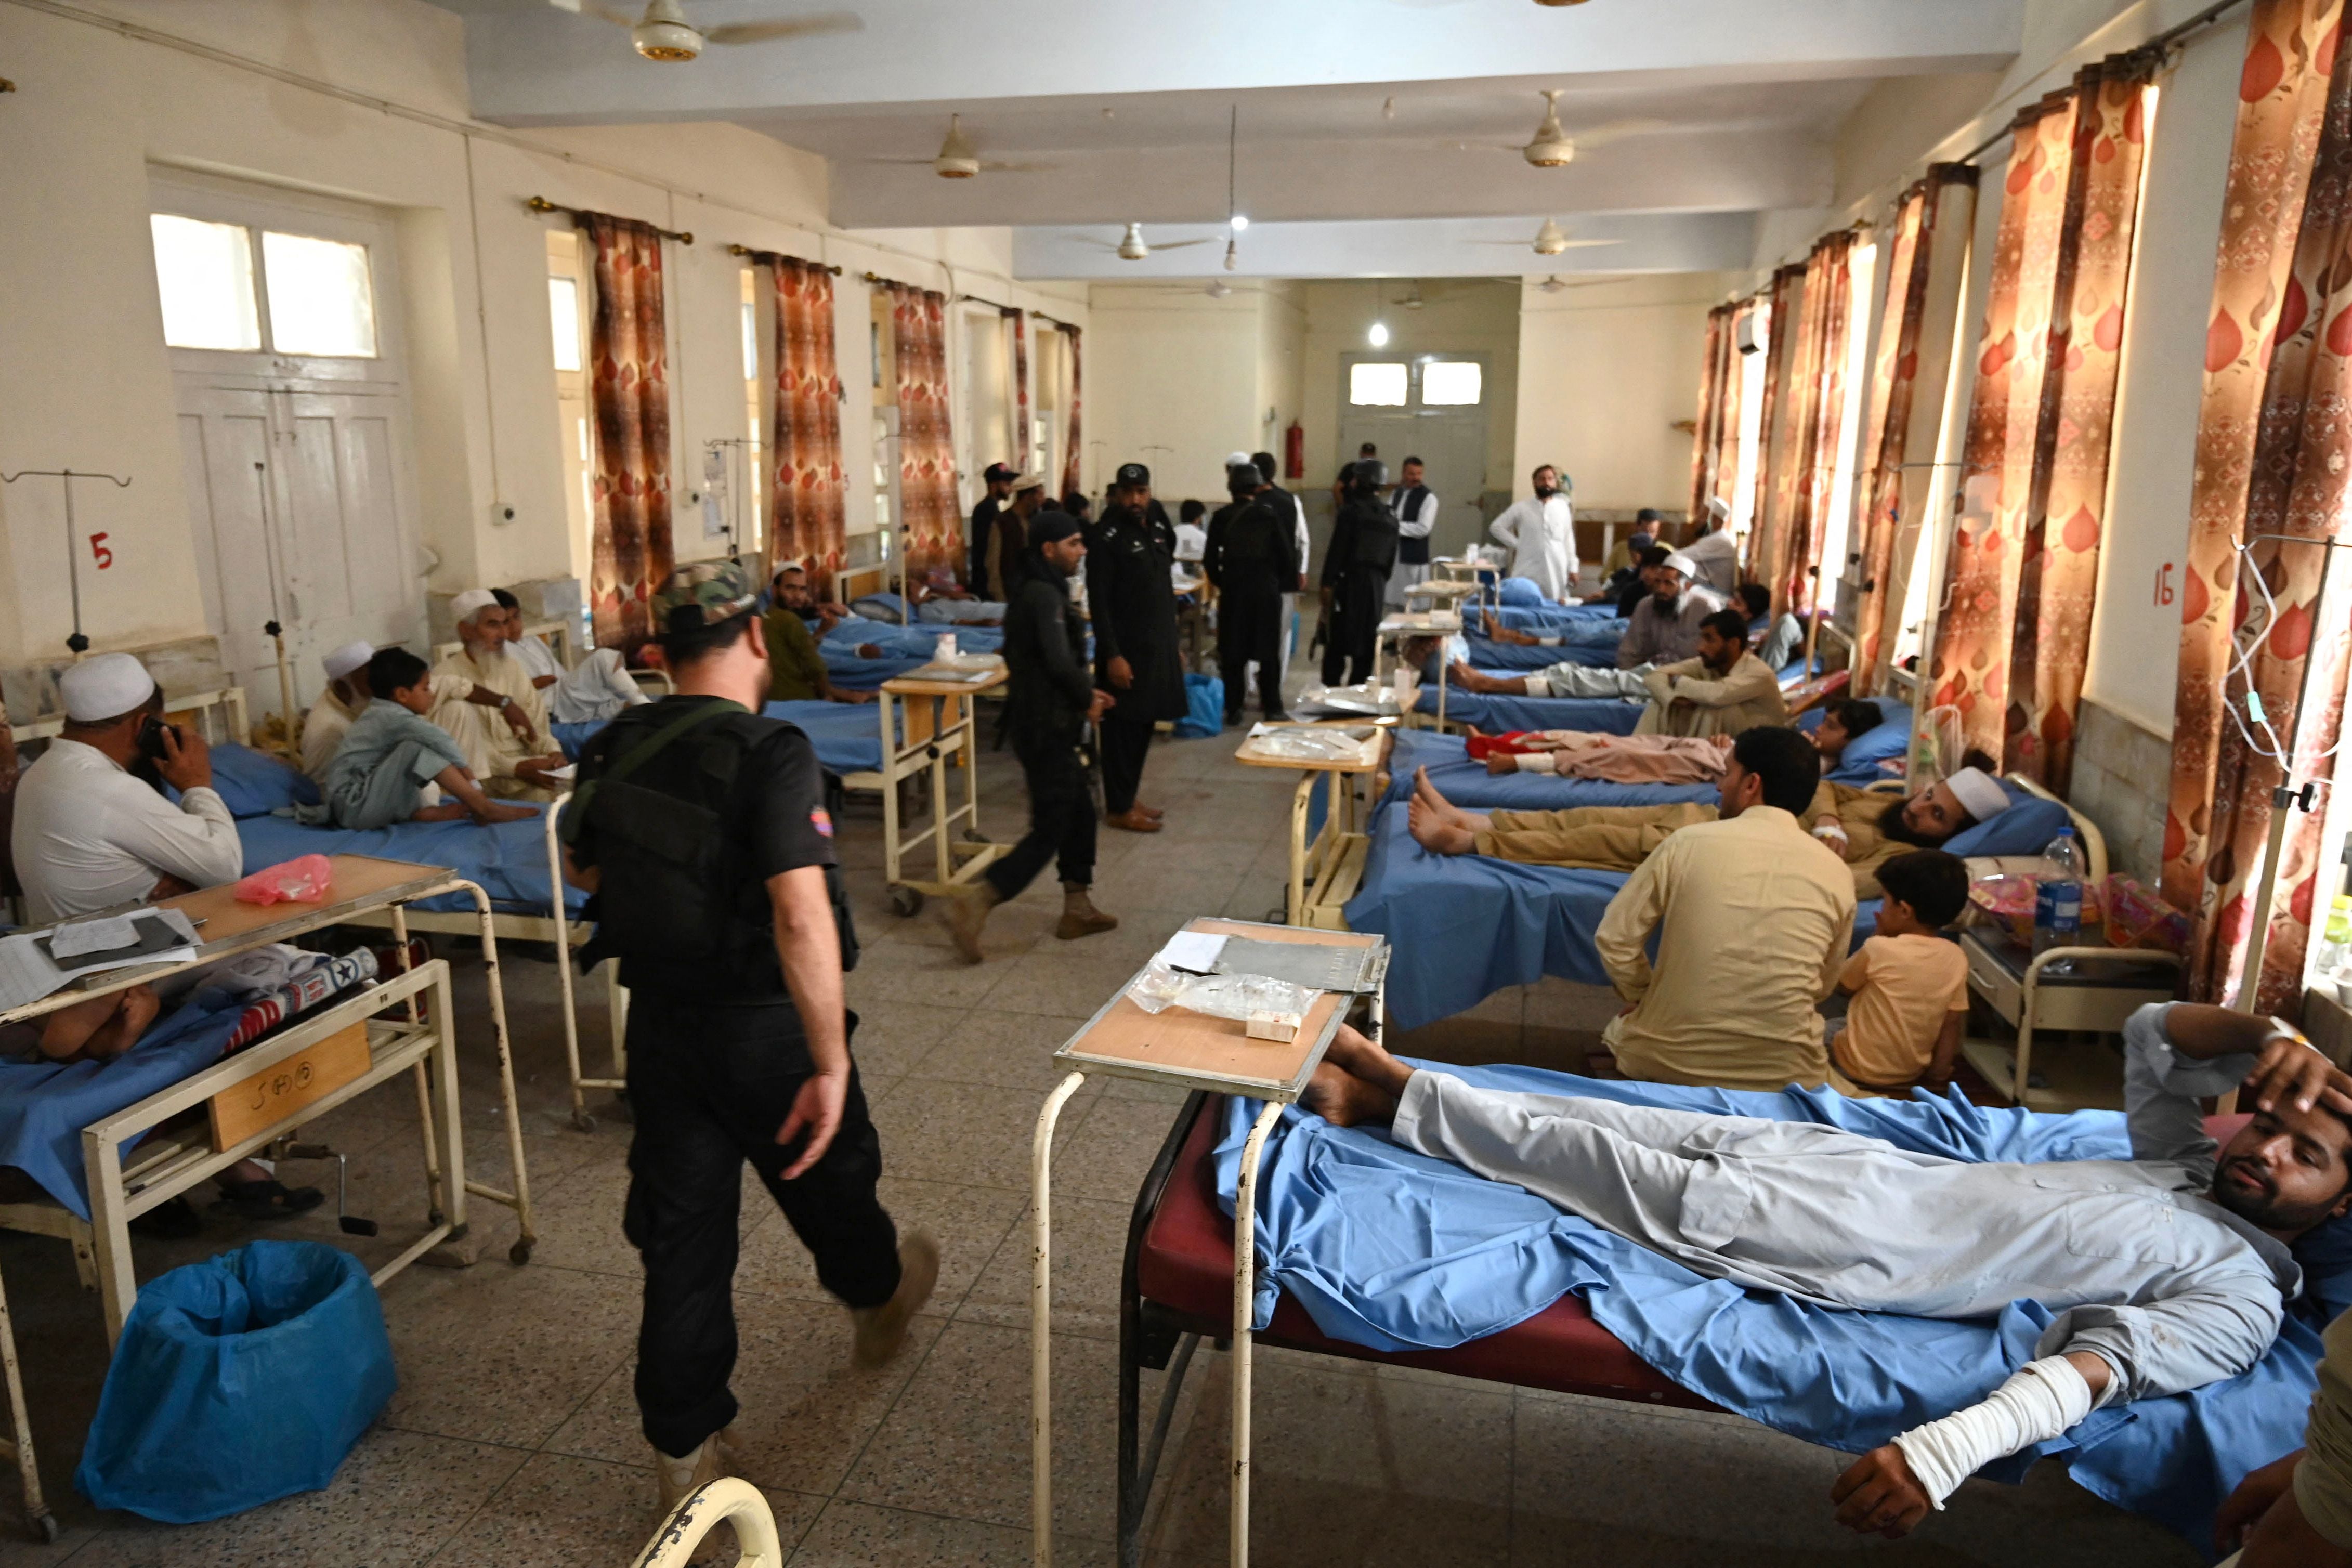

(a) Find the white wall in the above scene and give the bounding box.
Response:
[1514,273,1746,515]
[0,0,1080,681]
[1083,286,1276,508]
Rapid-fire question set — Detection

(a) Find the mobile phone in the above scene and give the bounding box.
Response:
[135,716,182,762]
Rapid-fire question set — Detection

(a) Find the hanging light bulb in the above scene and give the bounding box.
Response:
[1368,320,1391,348]
[1229,213,1249,233]
[1223,238,1238,271]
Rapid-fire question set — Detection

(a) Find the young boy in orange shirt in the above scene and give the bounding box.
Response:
[1827,849,1972,1097]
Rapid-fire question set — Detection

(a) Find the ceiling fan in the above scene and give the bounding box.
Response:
[548,0,861,63]
[866,116,1056,178]
[1470,218,1621,257]
[1534,273,1624,293]
[1452,91,1666,167]
[1074,223,1219,262]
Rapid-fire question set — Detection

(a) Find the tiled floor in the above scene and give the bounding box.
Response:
[0,725,2201,1566]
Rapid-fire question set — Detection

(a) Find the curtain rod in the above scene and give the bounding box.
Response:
[527,195,692,244]
[1945,0,2252,169]
[727,243,843,276]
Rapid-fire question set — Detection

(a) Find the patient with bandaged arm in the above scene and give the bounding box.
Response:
[1299,1005,2352,1539]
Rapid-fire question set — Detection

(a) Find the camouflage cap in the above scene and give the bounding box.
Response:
[650,559,758,632]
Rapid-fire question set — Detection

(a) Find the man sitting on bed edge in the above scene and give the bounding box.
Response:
[1299,1006,2352,1540]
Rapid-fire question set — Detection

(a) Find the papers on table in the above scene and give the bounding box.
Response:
[1154,931,1227,974]
[0,908,204,1011]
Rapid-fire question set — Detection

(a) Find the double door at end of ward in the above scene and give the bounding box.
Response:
[175,378,424,721]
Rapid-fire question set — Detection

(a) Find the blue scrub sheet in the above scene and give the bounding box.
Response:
[555,701,890,777]
[1413,688,1646,738]
[1460,632,1621,671]
[1212,1065,2352,1555]
[238,806,584,919]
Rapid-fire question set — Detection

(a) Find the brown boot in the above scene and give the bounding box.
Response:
[652,1425,739,1517]
[940,882,1002,964]
[1104,806,1162,833]
[852,1232,940,1369]
[1056,882,1118,940]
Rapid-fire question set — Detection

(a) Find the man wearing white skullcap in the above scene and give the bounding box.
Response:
[1678,496,1741,598]
[490,588,647,726]
[1614,550,1727,672]
[298,640,374,778]
[428,590,564,798]
[11,653,243,924]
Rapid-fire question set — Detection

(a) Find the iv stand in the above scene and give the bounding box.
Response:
[0,467,131,660]
[251,461,299,743]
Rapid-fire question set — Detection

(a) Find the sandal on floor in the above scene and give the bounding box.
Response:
[213,1179,325,1221]
[129,1196,203,1239]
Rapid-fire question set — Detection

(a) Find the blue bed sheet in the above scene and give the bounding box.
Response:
[1412,688,1645,737]
[821,644,929,690]
[555,702,889,777]
[1343,809,1877,1028]
[1378,730,1719,813]
[1458,633,1622,671]
[239,807,583,919]
[1213,1066,2351,1555]
[0,987,252,1218]
[1494,604,1623,632]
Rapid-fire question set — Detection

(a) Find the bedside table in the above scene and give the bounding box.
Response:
[1955,927,2182,1112]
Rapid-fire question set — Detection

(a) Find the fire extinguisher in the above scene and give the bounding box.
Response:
[1283,421,1304,481]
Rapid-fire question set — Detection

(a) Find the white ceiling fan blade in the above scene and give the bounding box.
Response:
[1070,238,1124,252]
[865,156,942,165]
[707,12,864,45]
[1564,117,1671,150]
[1554,238,1622,248]
[1468,239,1539,246]
[571,1,641,26]
[1147,238,1217,251]
[977,160,1059,174]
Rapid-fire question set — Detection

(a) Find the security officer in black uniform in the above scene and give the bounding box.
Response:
[1205,461,1298,725]
[559,560,937,1519]
[941,510,1117,960]
[1089,462,1185,832]
[1321,458,1399,685]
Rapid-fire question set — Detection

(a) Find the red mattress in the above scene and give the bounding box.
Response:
[1133,1095,1717,1408]
[1135,1101,2251,1408]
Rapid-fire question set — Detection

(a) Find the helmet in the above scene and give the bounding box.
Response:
[1350,459,1389,493]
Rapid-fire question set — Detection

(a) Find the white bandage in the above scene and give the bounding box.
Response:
[1891,1356,2102,1509]
[1517,751,1559,774]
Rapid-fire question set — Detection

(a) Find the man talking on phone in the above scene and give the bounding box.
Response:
[11,652,243,924]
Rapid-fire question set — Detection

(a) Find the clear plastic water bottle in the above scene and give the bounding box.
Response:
[2316,895,2352,978]
[2033,827,2085,974]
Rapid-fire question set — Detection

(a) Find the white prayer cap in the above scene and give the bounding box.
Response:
[1706,496,1731,520]
[450,588,499,622]
[1943,766,2010,823]
[59,652,156,723]
[1663,551,1700,578]
[321,640,374,681]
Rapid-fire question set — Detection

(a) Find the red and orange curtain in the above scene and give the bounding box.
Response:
[1752,233,1854,617]
[577,212,674,650]
[2163,0,2352,1013]
[1687,303,1736,526]
[1927,56,2154,789]
[1710,301,1750,523]
[883,282,959,580]
[1743,265,1803,585]
[764,254,846,582]
[1851,165,1980,697]
[1003,306,1030,474]
[1059,326,1083,501]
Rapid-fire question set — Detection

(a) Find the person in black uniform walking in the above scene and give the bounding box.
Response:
[1205,461,1298,725]
[940,511,1117,960]
[1089,462,1185,833]
[1321,458,1399,686]
[968,462,1016,590]
[559,561,938,1520]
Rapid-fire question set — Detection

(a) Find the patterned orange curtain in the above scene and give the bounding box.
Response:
[1852,165,1980,697]
[1003,306,1030,473]
[1711,302,1749,520]
[578,212,673,651]
[1059,326,1083,500]
[1743,265,1804,582]
[1688,304,1734,524]
[1928,57,2154,786]
[2164,0,2352,1013]
[886,282,958,580]
[1788,232,1857,616]
[764,254,846,582]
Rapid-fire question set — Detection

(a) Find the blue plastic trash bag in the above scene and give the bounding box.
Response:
[77,1240,395,1522]
[1174,672,1225,737]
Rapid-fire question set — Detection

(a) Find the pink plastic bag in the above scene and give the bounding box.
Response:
[234,854,333,906]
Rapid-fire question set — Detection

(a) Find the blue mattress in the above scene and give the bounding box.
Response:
[1343,808,1877,1029]
[1379,730,1719,813]
[1413,687,1645,737]
[1212,1067,2349,1556]
[239,807,583,919]
[1459,633,1622,671]
[555,702,888,777]
[1493,604,1623,632]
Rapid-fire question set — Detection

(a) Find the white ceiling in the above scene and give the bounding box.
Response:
[427,0,2023,279]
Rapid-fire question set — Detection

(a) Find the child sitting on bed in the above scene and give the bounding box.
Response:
[1826,849,1971,1097]
[316,649,536,831]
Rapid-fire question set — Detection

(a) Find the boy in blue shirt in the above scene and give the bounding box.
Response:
[317,647,535,830]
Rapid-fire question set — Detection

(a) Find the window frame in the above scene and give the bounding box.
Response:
[1342,350,1492,414]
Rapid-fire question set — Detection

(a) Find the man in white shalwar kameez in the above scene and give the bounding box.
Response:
[1488,465,1578,602]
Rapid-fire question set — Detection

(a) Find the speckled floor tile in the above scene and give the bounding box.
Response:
[903,1008,1092,1093]
[969,949,1158,1020]
[866,1077,1099,1191]
[785,1499,1115,1567]
[376,1258,636,1449]
[1049,1097,1190,1203]
[959,1197,1128,1340]
[734,1174,1025,1312]
[422,1451,819,1568]
[542,1298,945,1496]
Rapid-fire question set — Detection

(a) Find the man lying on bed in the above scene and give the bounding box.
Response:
[1300,1005,2352,1540]
[1471,696,1882,780]
[1451,562,1740,708]
[1408,743,2003,900]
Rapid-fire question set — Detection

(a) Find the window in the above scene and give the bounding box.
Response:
[260,231,376,356]
[548,276,582,373]
[1350,362,1408,407]
[150,214,261,351]
[1420,361,1482,407]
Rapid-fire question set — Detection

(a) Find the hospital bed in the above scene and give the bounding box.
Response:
[1103,1084,2315,1564]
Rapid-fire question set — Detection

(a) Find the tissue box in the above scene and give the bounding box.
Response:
[1245,1011,1301,1043]
[2103,874,2189,955]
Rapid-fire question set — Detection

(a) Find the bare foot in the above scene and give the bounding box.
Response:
[1298,1062,1400,1129]
[1447,659,1484,690]
[83,983,160,1062]
[412,802,471,822]
[469,801,537,824]
[1407,793,1480,856]
[1486,752,1519,775]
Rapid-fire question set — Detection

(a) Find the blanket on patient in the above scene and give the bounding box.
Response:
[1216,1066,2352,1554]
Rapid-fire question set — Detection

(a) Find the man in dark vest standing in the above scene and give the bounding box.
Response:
[1206,461,1299,725]
[1321,459,1399,686]
[1384,455,1439,608]
[560,561,936,1521]
[968,462,1016,590]
[1090,462,1186,832]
